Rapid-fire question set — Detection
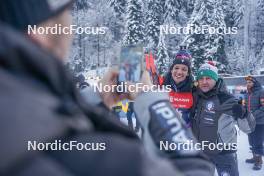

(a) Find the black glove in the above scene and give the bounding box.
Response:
[232,104,247,120]
[238,98,243,105]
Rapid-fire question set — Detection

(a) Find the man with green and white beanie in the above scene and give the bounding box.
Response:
[190,61,255,176]
[196,61,219,82]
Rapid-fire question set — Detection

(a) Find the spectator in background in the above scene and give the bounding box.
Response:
[76,74,90,90]
[126,101,140,133]
[244,76,264,170]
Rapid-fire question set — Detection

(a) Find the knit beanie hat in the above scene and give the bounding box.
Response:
[172,45,192,72]
[196,61,219,82]
[245,75,257,83]
[245,75,262,88]
[0,0,74,31]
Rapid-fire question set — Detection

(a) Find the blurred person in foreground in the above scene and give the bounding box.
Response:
[0,0,214,175]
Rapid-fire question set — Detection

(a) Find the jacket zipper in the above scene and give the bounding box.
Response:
[248,94,251,112]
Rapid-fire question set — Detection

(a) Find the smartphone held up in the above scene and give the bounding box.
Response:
[118,45,143,83]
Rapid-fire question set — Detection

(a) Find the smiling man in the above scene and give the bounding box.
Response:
[190,62,256,176]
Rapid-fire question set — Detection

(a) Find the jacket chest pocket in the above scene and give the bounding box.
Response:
[200,110,218,127]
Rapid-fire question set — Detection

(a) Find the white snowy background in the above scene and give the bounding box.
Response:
[236,132,263,176]
[67,0,264,77]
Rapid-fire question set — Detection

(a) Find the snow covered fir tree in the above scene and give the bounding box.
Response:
[185,0,228,74]
[67,0,264,77]
[145,1,164,52]
[156,33,170,76]
[123,0,145,45]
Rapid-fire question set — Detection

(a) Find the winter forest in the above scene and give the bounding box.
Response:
[66,0,264,76]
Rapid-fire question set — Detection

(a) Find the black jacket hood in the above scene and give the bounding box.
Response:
[252,79,262,92]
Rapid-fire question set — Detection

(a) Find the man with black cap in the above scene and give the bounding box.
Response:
[0,0,214,176]
[244,76,264,170]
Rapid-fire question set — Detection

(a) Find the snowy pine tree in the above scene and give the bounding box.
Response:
[223,0,244,75]
[226,41,245,75]
[255,0,264,57]
[164,0,181,22]
[248,0,264,74]
[206,0,228,74]
[145,0,165,52]
[68,0,118,74]
[223,0,244,27]
[123,0,145,45]
[156,34,170,76]
[182,0,195,18]
[108,0,126,19]
[107,0,127,42]
[66,0,264,76]
[186,0,228,73]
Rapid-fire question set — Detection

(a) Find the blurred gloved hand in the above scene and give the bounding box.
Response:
[237,98,243,105]
[232,104,247,120]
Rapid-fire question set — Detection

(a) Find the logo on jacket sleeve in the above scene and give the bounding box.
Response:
[150,101,190,143]
[149,100,199,156]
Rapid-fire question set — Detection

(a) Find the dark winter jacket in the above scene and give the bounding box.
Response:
[245,80,264,124]
[163,73,194,125]
[0,24,214,176]
[191,79,255,157]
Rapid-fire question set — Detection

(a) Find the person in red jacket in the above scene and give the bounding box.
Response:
[163,46,194,126]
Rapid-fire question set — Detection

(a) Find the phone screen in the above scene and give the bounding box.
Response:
[118,45,143,83]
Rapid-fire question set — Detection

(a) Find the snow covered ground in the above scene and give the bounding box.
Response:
[237,131,263,176]
[214,130,263,176]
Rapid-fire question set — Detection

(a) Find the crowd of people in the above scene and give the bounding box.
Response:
[0,0,263,176]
